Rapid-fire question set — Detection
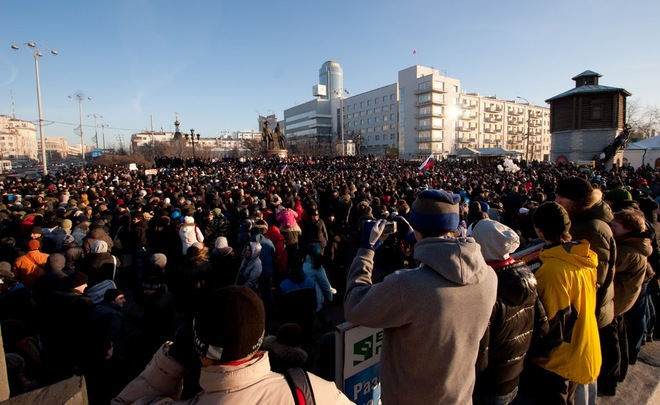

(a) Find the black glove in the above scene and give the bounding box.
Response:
[168,322,202,369]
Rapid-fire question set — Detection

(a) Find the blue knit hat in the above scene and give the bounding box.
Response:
[409,189,461,233]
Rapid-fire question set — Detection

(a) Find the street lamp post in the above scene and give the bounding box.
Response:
[100,124,108,152]
[333,89,349,156]
[88,113,102,152]
[11,42,58,175]
[185,129,200,159]
[69,93,91,164]
[516,96,532,162]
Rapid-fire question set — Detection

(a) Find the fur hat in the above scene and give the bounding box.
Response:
[555,177,593,204]
[0,261,14,279]
[409,189,461,233]
[193,286,265,362]
[27,239,40,251]
[471,219,520,262]
[533,202,571,241]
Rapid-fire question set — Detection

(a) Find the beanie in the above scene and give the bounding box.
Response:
[27,239,40,251]
[0,261,13,279]
[471,219,520,262]
[61,219,73,231]
[103,288,124,303]
[409,189,461,233]
[555,177,593,204]
[184,216,195,224]
[214,236,233,256]
[605,188,633,205]
[150,253,167,269]
[533,202,571,241]
[212,208,222,217]
[62,234,76,246]
[478,201,490,213]
[46,253,66,272]
[67,271,89,289]
[193,286,265,362]
[91,240,108,254]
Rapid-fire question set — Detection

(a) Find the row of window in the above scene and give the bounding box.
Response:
[345,94,397,111]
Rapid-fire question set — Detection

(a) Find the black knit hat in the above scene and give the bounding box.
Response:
[556,177,593,204]
[193,286,265,362]
[533,202,571,241]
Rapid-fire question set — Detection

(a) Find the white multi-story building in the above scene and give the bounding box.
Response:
[285,64,551,160]
[0,115,38,162]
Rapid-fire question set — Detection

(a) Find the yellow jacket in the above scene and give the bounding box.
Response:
[535,240,602,384]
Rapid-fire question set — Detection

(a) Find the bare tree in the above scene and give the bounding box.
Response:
[627,99,660,139]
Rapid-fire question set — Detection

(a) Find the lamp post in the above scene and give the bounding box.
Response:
[87,113,102,152]
[69,93,91,164]
[333,89,349,156]
[100,124,108,152]
[516,96,531,162]
[185,129,200,159]
[453,93,462,153]
[11,42,58,175]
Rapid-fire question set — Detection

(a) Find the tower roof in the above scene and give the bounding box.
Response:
[546,70,631,103]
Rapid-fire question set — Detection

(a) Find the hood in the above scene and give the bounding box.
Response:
[266,226,284,242]
[574,200,613,224]
[495,261,537,307]
[247,241,262,260]
[413,236,493,285]
[616,233,653,257]
[540,240,598,270]
[88,227,108,239]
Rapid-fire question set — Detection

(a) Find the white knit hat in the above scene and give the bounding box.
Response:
[471,219,520,262]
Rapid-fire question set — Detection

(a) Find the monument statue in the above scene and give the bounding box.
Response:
[275,122,285,149]
[262,120,273,150]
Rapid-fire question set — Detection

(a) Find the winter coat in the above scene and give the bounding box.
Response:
[303,258,333,312]
[345,237,498,405]
[81,252,120,286]
[613,232,652,316]
[276,208,299,230]
[535,240,602,384]
[178,222,204,255]
[129,220,149,250]
[475,259,546,397]
[266,226,287,275]
[204,215,230,242]
[12,250,49,288]
[236,241,262,292]
[569,200,616,328]
[112,346,352,404]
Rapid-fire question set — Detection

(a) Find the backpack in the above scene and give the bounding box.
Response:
[283,367,316,405]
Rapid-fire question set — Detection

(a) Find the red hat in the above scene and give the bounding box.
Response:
[27,239,40,251]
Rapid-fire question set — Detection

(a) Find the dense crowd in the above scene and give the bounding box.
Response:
[0,155,659,404]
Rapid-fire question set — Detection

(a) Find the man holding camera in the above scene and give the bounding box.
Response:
[344,190,497,405]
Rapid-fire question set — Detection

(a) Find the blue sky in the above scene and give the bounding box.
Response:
[2,0,659,149]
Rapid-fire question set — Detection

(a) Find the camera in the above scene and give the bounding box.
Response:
[382,221,397,235]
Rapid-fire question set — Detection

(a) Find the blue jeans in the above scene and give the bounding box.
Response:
[475,386,519,405]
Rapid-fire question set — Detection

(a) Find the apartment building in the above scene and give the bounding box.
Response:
[0,115,38,162]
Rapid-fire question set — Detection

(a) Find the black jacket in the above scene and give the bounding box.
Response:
[475,260,547,397]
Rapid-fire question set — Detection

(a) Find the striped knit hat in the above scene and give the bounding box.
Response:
[409,189,461,233]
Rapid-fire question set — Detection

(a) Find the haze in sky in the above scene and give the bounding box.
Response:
[2,0,658,149]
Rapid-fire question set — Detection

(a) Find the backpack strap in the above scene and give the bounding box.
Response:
[283,367,316,405]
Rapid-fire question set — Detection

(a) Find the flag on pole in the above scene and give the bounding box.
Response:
[419,153,435,172]
[281,164,290,175]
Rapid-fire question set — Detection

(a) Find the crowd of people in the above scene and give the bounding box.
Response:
[0,154,658,404]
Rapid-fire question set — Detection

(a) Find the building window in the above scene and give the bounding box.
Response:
[383,115,388,122]
[375,135,380,140]
[390,94,395,100]
[375,98,379,105]
[383,105,389,112]
[360,101,364,108]
[367,100,371,106]
[592,105,602,120]
[375,117,379,123]
[390,133,395,140]
[383,96,388,102]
